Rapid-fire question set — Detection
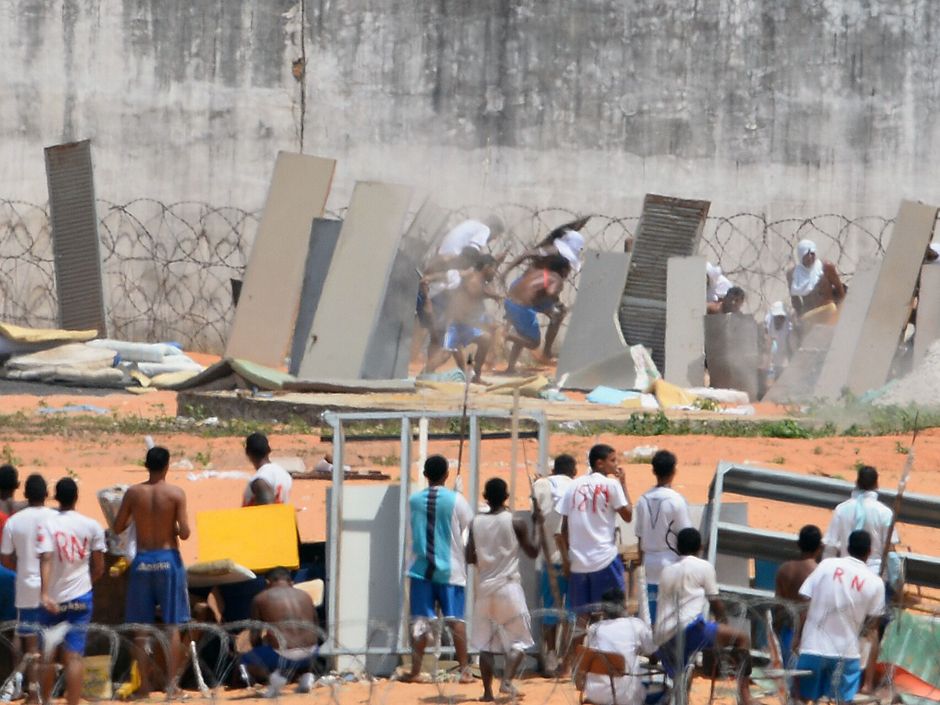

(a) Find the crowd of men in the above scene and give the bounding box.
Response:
[0,436,902,704]
[403,448,899,704]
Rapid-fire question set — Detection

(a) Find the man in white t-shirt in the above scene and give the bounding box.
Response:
[580,587,656,705]
[0,473,56,701]
[531,453,576,673]
[242,433,293,506]
[654,528,754,705]
[37,478,106,705]
[796,530,885,704]
[634,449,693,626]
[824,465,896,575]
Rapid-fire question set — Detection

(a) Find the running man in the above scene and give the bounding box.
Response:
[654,528,755,705]
[243,432,293,506]
[531,453,577,673]
[441,254,500,382]
[795,530,885,704]
[0,474,55,703]
[634,450,693,625]
[773,524,822,661]
[466,478,540,701]
[503,254,571,372]
[114,447,191,696]
[37,478,106,705]
[401,455,474,683]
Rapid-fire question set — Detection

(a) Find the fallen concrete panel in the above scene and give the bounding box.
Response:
[619,194,709,371]
[297,181,413,379]
[704,314,759,402]
[665,256,706,387]
[44,140,107,335]
[361,200,448,379]
[913,265,940,367]
[816,201,937,398]
[225,152,335,367]
[561,349,641,391]
[762,323,834,404]
[288,218,342,376]
[557,251,631,379]
[283,378,416,394]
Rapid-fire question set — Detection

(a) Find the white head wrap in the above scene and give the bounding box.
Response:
[555,230,585,271]
[790,239,824,296]
[706,262,733,302]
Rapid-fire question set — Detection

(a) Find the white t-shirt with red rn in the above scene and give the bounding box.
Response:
[36,510,107,603]
[0,506,57,608]
[556,472,628,574]
[798,556,885,659]
[242,462,293,506]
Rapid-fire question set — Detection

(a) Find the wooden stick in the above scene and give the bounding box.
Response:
[509,389,520,510]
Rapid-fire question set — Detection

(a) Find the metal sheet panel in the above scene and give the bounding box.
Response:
[288,218,342,376]
[619,194,709,371]
[44,140,107,335]
[225,151,335,367]
[665,256,706,386]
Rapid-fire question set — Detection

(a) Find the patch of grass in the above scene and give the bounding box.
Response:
[193,449,212,467]
[770,456,787,464]
[1,444,21,466]
[813,446,824,455]
[369,454,400,467]
[894,441,910,455]
[65,467,79,480]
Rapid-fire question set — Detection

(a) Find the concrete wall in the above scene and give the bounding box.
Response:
[2,0,940,218]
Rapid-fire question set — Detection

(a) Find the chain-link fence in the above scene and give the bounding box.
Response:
[0,198,893,353]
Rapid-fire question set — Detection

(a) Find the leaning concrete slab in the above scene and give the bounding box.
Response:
[619,194,709,371]
[913,265,940,367]
[665,256,706,387]
[288,218,342,376]
[44,140,107,335]
[361,200,449,379]
[297,181,413,379]
[762,323,835,404]
[557,251,631,380]
[704,314,760,402]
[225,152,335,367]
[816,200,937,398]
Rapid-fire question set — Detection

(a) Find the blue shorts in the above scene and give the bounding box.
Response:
[647,583,659,626]
[657,616,719,678]
[778,625,794,663]
[240,644,314,678]
[538,566,570,626]
[39,591,93,654]
[125,549,190,625]
[443,323,484,351]
[16,607,43,636]
[796,654,862,703]
[409,578,465,620]
[568,556,625,613]
[504,299,541,344]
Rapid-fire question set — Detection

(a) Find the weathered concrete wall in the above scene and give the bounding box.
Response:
[2,0,940,217]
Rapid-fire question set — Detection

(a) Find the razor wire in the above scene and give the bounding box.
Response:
[0,197,892,353]
[0,593,931,704]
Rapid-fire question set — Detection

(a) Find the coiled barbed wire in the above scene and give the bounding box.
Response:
[0,198,892,352]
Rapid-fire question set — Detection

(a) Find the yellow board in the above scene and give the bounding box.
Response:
[196,504,299,571]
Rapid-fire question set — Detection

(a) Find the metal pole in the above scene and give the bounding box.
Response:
[536,412,550,477]
[327,415,345,661]
[397,416,412,653]
[466,413,480,648]
[509,389,520,510]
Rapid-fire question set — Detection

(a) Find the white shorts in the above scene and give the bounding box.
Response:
[471,581,534,654]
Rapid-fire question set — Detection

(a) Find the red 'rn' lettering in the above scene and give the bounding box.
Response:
[850,575,866,592]
[833,567,844,582]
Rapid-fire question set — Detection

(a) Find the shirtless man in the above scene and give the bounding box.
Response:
[0,464,24,517]
[773,525,822,661]
[240,567,318,694]
[114,446,191,696]
[787,239,845,317]
[441,254,500,382]
[503,255,571,372]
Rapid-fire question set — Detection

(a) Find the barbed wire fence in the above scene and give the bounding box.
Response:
[1,591,930,704]
[0,198,893,353]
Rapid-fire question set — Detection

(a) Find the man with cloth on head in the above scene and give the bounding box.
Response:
[401,455,475,684]
[824,465,897,576]
[466,478,540,701]
[0,474,56,703]
[37,478,106,705]
[634,450,693,625]
[795,530,885,704]
[787,239,845,322]
[705,262,735,313]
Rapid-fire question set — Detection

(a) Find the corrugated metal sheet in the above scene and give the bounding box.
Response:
[619,194,709,370]
[44,140,107,334]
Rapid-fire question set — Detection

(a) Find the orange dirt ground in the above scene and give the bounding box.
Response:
[2,387,938,704]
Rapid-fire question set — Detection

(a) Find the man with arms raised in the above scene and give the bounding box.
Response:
[114,447,191,697]
[37,478,106,705]
[0,474,55,703]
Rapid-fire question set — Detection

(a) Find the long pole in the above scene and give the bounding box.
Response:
[454,354,473,493]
